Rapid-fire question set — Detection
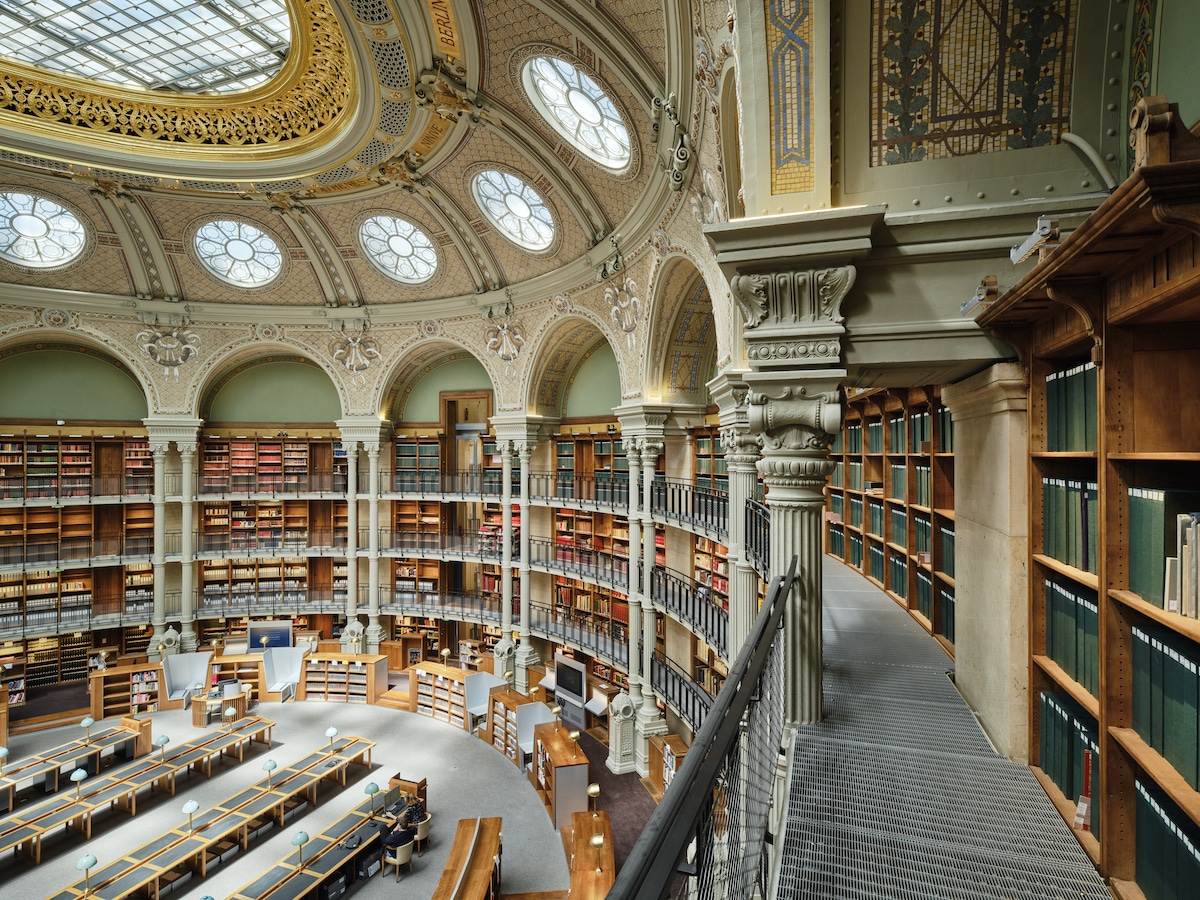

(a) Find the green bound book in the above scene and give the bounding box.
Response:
[1067,364,1086,452]
[1150,632,1166,754]
[1162,644,1190,786]
[1084,481,1098,575]
[1080,593,1099,697]
[1083,362,1098,452]
[1128,488,1200,606]
[1132,625,1152,741]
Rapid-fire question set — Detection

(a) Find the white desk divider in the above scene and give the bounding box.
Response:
[516,701,555,769]
[161,651,213,701]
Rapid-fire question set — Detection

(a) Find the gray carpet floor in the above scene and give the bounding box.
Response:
[0,700,570,899]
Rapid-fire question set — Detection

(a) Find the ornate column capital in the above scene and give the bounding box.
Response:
[177,441,197,457]
[732,266,856,369]
[514,440,533,460]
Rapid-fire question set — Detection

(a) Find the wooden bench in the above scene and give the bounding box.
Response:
[433,816,503,900]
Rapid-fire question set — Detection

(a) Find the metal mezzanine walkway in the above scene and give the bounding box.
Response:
[777,560,1111,900]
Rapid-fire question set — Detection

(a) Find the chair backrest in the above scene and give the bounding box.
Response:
[415,813,432,840]
[387,839,414,864]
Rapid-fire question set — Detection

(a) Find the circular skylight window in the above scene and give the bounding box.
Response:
[0,192,86,268]
[194,220,283,287]
[360,216,438,284]
[523,56,630,170]
[472,171,554,251]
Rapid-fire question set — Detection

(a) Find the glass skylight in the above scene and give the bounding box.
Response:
[0,0,290,94]
[523,56,630,170]
[0,191,86,268]
[194,219,283,287]
[472,171,554,251]
[360,215,437,285]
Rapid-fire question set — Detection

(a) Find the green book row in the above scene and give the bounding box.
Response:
[936,406,954,453]
[868,543,885,582]
[1135,778,1200,900]
[914,465,932,508]
[888,416,905,452]
[940,586,955,642]
[940,524,955,578]
[1045,576,1099,697]
[846,423,863,454]
[848,461,863,491]
[868,501,884,537]
[1045,362,1097,452]
[1132,623,1200,791]
[1128,487,1200,612]
[1039,691,1100,834]
[889,463,906,501]
[888,551,907,598]
[829,526,845,558]
[831,461,844,488]
[849,496,863,528]
[909,410,930,453]
[915,515,932,555]
[916,570,933,620]
[1041,478,1098,574]
[849,533,863,567]
[890,507,907,549]
[830,494,844,520]
[867,421,883,454]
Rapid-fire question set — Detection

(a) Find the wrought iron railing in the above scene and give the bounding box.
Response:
[650,566,728,658]
[610,557,795,900]
[526,471,630,508]
[650,477,729,539]
[650,650,714,734]
[199,472,347,495]
[745,498,770,579]
[525,601,629,667]
[527,537,630,589]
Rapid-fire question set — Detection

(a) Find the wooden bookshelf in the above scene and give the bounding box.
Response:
[825,387,956,651]
[408,660,468,729]
[483,686,531,766]
[90,661,165,718]
[0,648,25,707]
[648,733,688,799]
[297,653,387,703]
[209,653,265,701]
[529,722,589,830]
[974,101,1200,893]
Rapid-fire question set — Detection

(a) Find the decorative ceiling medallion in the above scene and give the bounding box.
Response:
[0,0,353,157]
[137,325,201,382]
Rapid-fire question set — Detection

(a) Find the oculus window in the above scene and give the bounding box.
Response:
[523,56,630,170]
[194,219,283,287]
[472,170,554,251]
[360,215,437,284]
[0,191,86,268]
[0,0,290,93]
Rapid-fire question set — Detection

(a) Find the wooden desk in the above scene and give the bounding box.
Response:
[387,774,427,810]
[433,817,502,900]
[568,810,615,899]
[192,689,248,726]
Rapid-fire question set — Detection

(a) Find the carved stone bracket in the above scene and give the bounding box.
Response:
[1045,279,1104,366]
[747,384,843,452]
[731,266,856,369]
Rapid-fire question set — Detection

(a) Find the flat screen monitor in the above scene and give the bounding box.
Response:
[554,653,587,706]
[247,619,293,654]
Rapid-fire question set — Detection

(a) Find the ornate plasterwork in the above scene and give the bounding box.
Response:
[137,326,202,382]
[330,326,381,384]
[607,275,641,346]
[731,266,855,367]
[0,0,353,152]
[485,315,525,362]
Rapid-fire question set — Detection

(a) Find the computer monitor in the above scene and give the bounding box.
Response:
[247,619,293,654]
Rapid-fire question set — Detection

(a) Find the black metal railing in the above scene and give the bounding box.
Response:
[378,586,510,625]
[650,650,714,734]
[745,497,770,579]
[527,537,630,589]
[373,528,515,560]
[649,566,728,658]
[650,477,728,539]
[525,601,629,667]
[526,471,630,507]
[197,530,345,556]
[610,557,796,900]
[0,473,164,500]
[199,472,347,496]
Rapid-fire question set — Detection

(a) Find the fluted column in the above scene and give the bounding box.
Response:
[147,440,169,657]
[178,442,198,652]
[638,439,663,722]
[624,437,643,709]
[513,439,538,691]
[365,443,383,652]
[344,440,359,623]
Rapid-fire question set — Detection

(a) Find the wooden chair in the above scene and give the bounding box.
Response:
[414,813,432,856]
[383,839,414,880]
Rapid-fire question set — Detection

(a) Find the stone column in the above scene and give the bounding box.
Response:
[513,440,538,691]
[492,440,517,676]
[623,437,644,710]
[365,443,383,652]
[710,373,761,655]
[638,438,663,722]
[344,440,359,624]
[148,440,169,657]
[178,442,198,652]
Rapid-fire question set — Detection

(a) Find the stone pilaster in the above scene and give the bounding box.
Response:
[623,436,644,710]
[343,440,359,624]
[148,439,169,657]
[492,439,517,675]
[178,441,198,652]
[512,439,537,690]
[337,417,393,636]
[365,443,383,652]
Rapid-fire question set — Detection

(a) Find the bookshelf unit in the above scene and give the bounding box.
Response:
[408,659,468,729]
[297,653,387,703]
[209,653,265,700]
[394,436,441,491]
[89,661,165,718]
[0,648,25,706]
[530,722,589,830]
[693,429,728,495]
[825,387,956,651]
[201,435,345,494]
[974,115,1200,896]
[483,686,532,765]
[0,436,152,499]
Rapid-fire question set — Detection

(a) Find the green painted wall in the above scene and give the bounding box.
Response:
[564,343,620,417]
[0,350,147,420]
[398,356,492,423]
[208,361,341,422]
[1156,2,1200,125]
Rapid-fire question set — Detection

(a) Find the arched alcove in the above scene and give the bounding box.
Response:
[203,358,341,423]
[0,346,148,420]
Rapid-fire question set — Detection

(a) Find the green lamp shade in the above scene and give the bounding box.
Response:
[76,853,97,871]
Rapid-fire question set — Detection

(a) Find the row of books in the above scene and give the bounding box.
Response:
[889,463,906,500]
[1041,478,1098,574]
[1132,624,1200,791]
[1038,691,1100,834]
[940,586,956,641]
[887,551,906,598]
[939,525,955,578]
[868,543,884,582]
[1044,576,1099,697]
[1045,362,1097,452]
[1135,778,1200,900]
[1128,487,1200,613]
[916,570,933,620]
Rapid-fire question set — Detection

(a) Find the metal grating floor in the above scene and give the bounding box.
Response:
[776,562,1111,900]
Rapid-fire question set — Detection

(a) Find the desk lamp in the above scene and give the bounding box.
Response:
[0,747,8,776]
[325,726,339,755]
[292,830,310,866]
[504,669,513,688]
[224,706,238,732]
[590,833,605,873]
[154,734,170,764]
[70,767,88,800]
[364,781,380,817]
[77,853,97,895]
[262,758,277,789]
[80,716,95,745]
[551,705,562,727]
[587,783,600,815]
[568,730,581,757]
[182,798,200,832]
[440,646,452,665]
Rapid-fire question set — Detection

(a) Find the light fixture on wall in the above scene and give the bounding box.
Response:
[1010,215,1059,264]
[961,275,998,318]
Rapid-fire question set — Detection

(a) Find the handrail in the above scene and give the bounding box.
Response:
[609,555,796,900]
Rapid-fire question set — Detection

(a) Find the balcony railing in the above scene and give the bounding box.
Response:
[199,472,347,496]
[650,566,728,658]
[0,532,179,568]
[198,530,345,556]
[379,587,511,625]
[374,528,515,560]
[527,471,630,507]
[650,477,728,539]
[650,650,714,734]
[525,601,629,667]
[745,498,770,579]
[0,474,163,501]
[527,537,630,589]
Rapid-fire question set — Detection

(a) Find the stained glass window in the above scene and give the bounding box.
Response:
[194,219,283,287]
[0,191,86,268]
[523,56,630,170]
[471,170,554,251]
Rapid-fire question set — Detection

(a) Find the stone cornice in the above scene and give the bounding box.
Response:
[940,362,1028,420]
